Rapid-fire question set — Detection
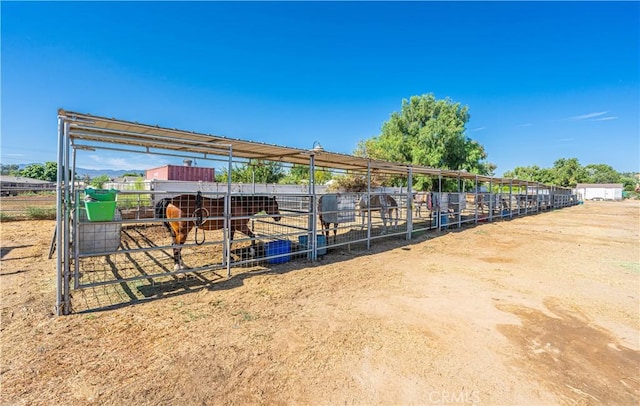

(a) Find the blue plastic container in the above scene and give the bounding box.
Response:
[440,214,448,229]
[298,235,327,256]
[266,240,291,264]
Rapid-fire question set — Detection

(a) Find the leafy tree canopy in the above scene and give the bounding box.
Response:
[503,158,636,189]
[280,164,333,185]
[20,164,45,180]
[18,161,57,182]
[1,164,20,175]
[584,164,621,184]
[90,175,111,189]
[326,173,369,192]
[216,160,285,184]
[354,93,495,191]
[503,165,555,184]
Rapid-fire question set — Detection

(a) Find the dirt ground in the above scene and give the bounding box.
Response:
[1,200,638,405]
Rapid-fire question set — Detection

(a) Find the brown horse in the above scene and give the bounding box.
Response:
[155,193,281,270]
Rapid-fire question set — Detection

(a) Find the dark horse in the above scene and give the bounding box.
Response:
[155,193,281,270]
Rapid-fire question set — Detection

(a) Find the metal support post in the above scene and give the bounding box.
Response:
[309,153,317,261]
[406,167,413,240]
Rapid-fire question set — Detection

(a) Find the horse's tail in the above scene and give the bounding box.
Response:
[155,197,175,237]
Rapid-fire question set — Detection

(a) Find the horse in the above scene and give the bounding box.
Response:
[155,193,281,271]
[318,194,339,243]
[516,194,536,210]
[496,195,509,212]
[357,194,398,234]
[475,193,487,213]
[412,192,431,217]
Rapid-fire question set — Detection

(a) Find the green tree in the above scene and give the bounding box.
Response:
[503,160,635,188]
[217,160,285,184]
[20,163,45,180]
[503,165,554,184]
[552,158,588,187]
[327,173,369,192]
[355,93,494,190]
[17,161,58,181]
[584,164,621,184]
[1,164,20,175]
[281,164,333,185]
[620,172,639,191]
[90,175,111,189]
[43,162,57,182]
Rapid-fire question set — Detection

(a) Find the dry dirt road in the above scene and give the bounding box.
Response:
[1,200,639,405]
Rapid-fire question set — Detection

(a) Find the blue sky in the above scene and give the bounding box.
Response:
[2,1,639,176]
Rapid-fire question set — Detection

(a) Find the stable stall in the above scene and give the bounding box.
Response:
[55,109,577,315]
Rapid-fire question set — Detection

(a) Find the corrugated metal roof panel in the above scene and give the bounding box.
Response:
[58,109,567,190]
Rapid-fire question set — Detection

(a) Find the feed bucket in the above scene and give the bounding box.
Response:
[84,188,118,222]
[298,234,327,256]
[85,201,117,222]
[266,240,291,264]
[85,188,118,202]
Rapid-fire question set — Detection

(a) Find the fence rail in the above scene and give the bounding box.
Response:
[0,194,57,219]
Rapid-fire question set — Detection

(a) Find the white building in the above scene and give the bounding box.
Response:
[575,183,623,201]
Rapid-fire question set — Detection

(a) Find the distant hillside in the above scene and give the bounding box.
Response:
[74,168,145,179]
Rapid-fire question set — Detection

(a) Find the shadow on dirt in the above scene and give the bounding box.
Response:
[497,297,640,404]
[72,211,553,315]
[1,244,33,260]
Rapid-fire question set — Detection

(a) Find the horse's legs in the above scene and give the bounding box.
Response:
[228,227,255,258]
[234,220,257,257]
[360,207,366,228]
[319,216,330,242]
[321,221,331,243]
[229,228,236,258]
[380,208,388,234]
[169,221,191,271]
[166,205,192,271]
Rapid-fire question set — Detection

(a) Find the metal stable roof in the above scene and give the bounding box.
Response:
[58,109,556,189]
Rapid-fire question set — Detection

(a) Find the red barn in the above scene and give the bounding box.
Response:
[146,160,214,182]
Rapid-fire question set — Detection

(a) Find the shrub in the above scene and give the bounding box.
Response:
[327,174,371,192]
[117,194,152,209]
[0,212,16,222]
[26,207,57,220]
